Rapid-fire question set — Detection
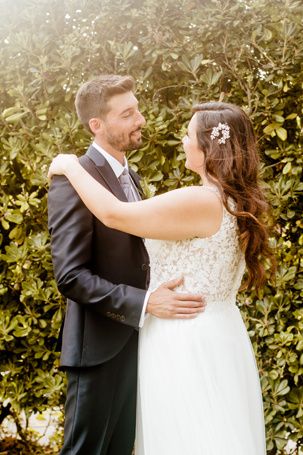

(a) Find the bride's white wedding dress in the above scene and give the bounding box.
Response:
[135,189,266,455]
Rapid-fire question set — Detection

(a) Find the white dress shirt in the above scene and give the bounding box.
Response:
[92,141,150,327]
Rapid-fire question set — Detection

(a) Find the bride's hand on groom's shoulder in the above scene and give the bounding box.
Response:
[147,277,206,319]
[47,153,78,180]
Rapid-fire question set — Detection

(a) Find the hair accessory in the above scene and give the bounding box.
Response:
[210,122,230,144]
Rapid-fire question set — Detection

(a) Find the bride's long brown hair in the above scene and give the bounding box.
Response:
[192,102,274,290]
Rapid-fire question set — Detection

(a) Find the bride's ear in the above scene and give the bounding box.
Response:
[89,118,102,135]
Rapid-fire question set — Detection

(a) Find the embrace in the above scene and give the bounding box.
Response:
[48,75,273,455]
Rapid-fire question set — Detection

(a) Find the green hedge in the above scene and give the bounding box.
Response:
[0,0,302,452]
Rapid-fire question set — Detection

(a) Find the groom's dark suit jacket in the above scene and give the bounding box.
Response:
[48,145,150,368]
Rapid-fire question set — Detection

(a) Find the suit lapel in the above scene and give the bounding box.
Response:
[86,146,128,202]
[86,145,145,200]
[85,145,149,256]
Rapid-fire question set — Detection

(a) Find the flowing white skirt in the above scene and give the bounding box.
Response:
[135,302,266,455]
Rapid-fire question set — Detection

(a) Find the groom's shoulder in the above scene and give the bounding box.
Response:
[79,153,99,177]
[79,144,103,170]
[48,173,76,199]
[48,150,90,197]
[79,153,91,167]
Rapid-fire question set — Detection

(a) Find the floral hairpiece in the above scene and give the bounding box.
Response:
[210,122,230,144]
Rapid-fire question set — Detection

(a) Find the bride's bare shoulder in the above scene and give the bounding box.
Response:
[173,185,222,206]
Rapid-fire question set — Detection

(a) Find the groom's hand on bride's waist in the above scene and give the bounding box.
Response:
[146,277,206,319]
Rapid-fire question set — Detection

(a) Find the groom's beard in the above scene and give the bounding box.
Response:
[105,128,143,152]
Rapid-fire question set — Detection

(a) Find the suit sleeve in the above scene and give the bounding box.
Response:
[48,175,146,329]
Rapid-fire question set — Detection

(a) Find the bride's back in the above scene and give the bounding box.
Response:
[145,201,245,306]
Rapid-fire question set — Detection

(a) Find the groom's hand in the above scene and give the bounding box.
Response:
[146,277,206,319]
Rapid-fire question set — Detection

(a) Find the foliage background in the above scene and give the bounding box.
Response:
[0,0,302,453]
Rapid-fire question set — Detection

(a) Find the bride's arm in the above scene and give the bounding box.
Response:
[48,155,221,241]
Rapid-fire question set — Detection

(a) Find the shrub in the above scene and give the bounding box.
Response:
[0,0,302,452]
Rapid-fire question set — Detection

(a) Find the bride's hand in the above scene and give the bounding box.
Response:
[48,154,78,180]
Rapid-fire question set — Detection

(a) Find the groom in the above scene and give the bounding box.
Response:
[48,74,204,454]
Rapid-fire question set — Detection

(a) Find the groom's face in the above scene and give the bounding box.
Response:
[101,91,146,153]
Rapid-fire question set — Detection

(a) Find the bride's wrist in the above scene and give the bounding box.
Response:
[65,160,81,179]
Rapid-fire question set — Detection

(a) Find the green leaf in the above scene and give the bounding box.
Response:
[4,112,28,123]
[282,162,292,174]
[263,123,279,135]
[5,212,23,224]
[286,113,297,120]
[276,127,287,141]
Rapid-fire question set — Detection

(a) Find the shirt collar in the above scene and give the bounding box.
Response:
[92,141,128,179]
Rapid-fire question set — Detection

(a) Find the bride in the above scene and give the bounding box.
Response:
[48,101,272,454]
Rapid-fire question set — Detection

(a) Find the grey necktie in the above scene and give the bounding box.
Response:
[119,169,140,202]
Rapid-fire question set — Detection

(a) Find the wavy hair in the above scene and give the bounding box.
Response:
[192,102,274,290]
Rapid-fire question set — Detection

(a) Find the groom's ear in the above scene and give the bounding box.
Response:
[89,117,102,135]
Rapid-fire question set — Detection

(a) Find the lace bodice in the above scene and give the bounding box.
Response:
[145,193,245,305]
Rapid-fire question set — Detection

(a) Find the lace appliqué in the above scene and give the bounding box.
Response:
[145,203,245,306]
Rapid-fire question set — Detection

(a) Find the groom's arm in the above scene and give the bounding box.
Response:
[48,174,146,329]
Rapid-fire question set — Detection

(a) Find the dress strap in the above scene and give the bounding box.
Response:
[201,185,222,200]
[201,186,225,217]
[202,185,220,194]
[202,186,238,214]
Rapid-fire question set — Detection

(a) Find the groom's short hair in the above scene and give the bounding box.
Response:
[75,74,135,132]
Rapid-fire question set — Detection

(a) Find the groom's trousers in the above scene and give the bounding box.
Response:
[60,331,138,455]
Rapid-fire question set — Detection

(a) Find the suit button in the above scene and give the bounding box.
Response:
[141,263,149,271]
